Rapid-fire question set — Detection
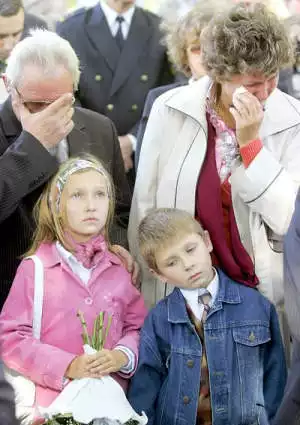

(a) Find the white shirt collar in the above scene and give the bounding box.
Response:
[100,1,135,36]
[56,241,93,285]
[180,269,219,321]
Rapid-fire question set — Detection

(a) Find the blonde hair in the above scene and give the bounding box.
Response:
[201,2,294,81]
[161,0,229,76]
[138,208,204,273]
[26,154,115,256]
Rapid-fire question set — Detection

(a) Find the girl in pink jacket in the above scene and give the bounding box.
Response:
[0,155,147,410]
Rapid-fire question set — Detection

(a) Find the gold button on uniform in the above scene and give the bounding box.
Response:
[140,74,149,82]
[187,359,194,368]
[183,396,190,405]
[107,104,114,111]
[131,104,138,111]
[95,74,102,81]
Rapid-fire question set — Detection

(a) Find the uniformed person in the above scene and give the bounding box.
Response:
[57,0,174,176]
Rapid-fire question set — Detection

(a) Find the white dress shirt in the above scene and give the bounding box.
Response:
[100,1,135,39]
[180,269,219,321]
[55,242,135,373]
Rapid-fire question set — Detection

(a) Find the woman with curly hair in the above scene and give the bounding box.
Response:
[129,2,299,353]
[135,0,228,167]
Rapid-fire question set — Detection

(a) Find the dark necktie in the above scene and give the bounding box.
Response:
[198,290,211,323]
[115,16,125,51]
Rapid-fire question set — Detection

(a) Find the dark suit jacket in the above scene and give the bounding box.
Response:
[135,82,183,170]
[0,99,131,310]
[57,5,174,137]
[272,189,300,424]
[0,361,18,425]
[23,12,48,38]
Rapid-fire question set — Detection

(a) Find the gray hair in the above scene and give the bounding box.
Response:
[6,29,80,90]
[0,0,23,17]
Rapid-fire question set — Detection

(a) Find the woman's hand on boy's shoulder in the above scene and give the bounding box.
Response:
[111,245,141,289]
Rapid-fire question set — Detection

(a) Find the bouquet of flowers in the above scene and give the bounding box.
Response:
[39,311,147,425]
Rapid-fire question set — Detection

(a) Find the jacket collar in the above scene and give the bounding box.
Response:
[164,75,300,138]
[167,269,241,324]
[0,97,22,136]
[34,242,122,269]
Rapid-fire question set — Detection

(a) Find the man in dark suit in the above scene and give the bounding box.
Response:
[57,0,174,174]
[0,29,131,310]
[273,188,300,425]
[0,0,47,74]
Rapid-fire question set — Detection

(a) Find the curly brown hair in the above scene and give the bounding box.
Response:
[160,0,229,76]
[200,2,294,81]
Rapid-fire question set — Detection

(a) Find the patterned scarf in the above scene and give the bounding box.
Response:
[66,233,108,269]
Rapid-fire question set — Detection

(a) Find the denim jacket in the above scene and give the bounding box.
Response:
[128,270,286,425]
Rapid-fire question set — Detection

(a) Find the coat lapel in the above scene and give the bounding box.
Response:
[85,4,120,73]
[110,8,152,96]
[67,108,91,156]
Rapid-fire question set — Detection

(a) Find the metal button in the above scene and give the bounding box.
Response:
[85,297,93,305]
[248,331,255,342]
[95,74,102,81]
[140,74,149,82]
[183,396,190,405]
[187,359,194,368]
[131,104,138,111]
[107,104,114,111]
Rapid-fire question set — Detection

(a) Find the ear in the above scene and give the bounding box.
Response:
[203,230,213,253]
[149,268,167,284]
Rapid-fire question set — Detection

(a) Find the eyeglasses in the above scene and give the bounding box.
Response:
[13,86,75,113]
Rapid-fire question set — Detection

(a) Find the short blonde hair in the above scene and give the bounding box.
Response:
[161,0,228,76]
[201,2,294,81]
[26,154,115,256]
[138,208,204,273]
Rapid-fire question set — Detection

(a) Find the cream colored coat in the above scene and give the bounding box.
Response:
[129,77,300,311]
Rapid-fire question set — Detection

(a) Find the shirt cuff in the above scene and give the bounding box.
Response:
[114,345,135,374]
[240,139,263,168]
[127,134,137,152]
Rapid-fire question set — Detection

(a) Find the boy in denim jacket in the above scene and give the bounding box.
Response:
[128,208,286,425]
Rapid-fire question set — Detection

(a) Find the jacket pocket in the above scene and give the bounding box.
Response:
[232,326,271,424]
[233,325,271,347]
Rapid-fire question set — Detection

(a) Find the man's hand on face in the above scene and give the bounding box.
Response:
[12,90,75,150]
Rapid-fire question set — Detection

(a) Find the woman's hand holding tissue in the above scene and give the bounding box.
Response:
[229,86,264,147]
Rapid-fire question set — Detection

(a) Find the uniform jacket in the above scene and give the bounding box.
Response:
[57,4,174,136]
[0,242,147,408]
[128,76,300,309]
[128,269,286,425]
[0,98,131,310]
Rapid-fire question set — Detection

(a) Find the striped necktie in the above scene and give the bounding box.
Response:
[198,290,211,323]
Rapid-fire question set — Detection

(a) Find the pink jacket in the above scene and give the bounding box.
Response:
[0,243,147,408]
